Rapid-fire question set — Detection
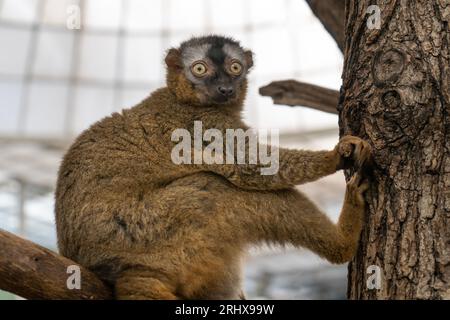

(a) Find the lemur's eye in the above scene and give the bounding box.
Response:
[191,62,208,77]
[229,61,243,75]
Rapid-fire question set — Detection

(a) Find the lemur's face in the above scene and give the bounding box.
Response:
[165,36,253,106]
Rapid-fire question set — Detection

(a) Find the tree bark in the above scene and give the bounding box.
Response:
[0,229,112,299]
[341,0,450,299]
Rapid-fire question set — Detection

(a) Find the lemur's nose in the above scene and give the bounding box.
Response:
[217,86,234,97]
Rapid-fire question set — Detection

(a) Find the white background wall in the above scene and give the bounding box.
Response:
[0,0,348,299]
[0,0,342,139]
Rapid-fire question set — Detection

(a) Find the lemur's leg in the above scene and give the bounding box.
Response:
[237,174,368,263]
[115,270,178,300]
[208,135,372,191]
[108,171,367,299]
[106,175,247,300]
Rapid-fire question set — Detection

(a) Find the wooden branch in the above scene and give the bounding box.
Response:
[0,229,112,299]
[259,80,339,114]
[305,0,345,52]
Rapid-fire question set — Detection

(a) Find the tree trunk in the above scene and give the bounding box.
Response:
[341,0,450,299]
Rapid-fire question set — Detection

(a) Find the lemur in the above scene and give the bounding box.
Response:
[55,35,372,300]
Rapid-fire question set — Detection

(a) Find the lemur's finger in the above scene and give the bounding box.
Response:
[351,172,362,186]
[356,179,369,204]
[347,174,356,188]
[339,140,354,158]
[358,141,373,169]
[358,179,369,192]
[355,142,369,167]
[353,145,360,166]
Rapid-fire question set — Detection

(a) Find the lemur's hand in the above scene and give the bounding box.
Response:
[335,135,373,170]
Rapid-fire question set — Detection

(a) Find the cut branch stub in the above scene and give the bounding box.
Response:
[259,80,339,114]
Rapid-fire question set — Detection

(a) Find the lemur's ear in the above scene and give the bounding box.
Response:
[244,50,254,69]
[165,48,183,70]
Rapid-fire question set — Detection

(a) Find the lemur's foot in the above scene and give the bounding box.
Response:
[336,135,373,170]
[345,173,369,208]
[337,172,369,262]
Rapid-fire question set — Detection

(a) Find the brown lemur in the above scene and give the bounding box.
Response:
[55,35,372,299]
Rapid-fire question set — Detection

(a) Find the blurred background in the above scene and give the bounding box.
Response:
[0,0,346,299]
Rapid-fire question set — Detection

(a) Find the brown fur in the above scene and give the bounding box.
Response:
[55,40,372,300]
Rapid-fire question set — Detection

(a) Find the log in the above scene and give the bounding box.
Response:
[305,0,345,52]
[0,229,112,299]
[259,80,339,114]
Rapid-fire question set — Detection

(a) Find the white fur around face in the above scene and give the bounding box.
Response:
[180,41,249,85]
[223,44,245,63]
[181,44,211,67]
[181,44,211,84]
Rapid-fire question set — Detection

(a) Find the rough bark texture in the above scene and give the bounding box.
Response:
[259,80,339,114]
[0,229,112,299]
[305,0,345,52]
[341,0,450,299]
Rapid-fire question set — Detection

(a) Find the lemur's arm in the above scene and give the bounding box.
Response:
[206,136,372,191]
